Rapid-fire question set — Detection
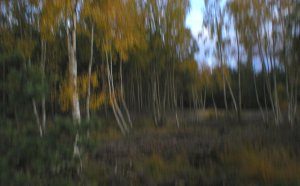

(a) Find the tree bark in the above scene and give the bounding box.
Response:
[253,72,265,122]
[236,29,242,121]
[41,40,47,131]
[105,50,127,134]
[86,25,94,122]
[222,67,228,111]
[120,60,133,127]
[31,40,46,136]
[109,54,129,133]
[225,76,238,113]
[33,100,43,137]
[172,64,179,128]
[203,88,207,111]
[2,59,5,117]
[67,6,81,124]
[212,93,218,119]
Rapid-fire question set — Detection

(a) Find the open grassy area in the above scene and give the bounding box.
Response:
[80,116,300,186]
[1,114,300,185]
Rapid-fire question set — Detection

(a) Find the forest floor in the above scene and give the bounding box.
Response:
[81,112,300,186]
[1,110,299,185]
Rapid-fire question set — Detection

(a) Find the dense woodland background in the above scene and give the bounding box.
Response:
[0,0,300,185]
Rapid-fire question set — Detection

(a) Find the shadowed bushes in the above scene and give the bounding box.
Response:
[0,117,79,185]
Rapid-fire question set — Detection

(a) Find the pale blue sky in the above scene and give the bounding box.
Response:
[186,0,204,38]
[185,0,267,71]
[186,0,216,67]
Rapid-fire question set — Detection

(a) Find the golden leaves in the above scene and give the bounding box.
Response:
[59,78,73,112]
[78,73,99,96]
[17,39,36,59]
[40,0,60,40]
[78,72,106,111]
[59,73,106,112]
[40,0,76,40]
[83,0,144,61]
[90,91,106,110]
[0,28,15,52]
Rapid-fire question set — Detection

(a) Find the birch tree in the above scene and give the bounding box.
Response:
[205,0,238,114]
[41,0,81,123]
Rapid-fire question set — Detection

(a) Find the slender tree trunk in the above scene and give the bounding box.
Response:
[156,73,161,125]
[109,53,129,133]
[287,72,298,126]
[105,50,127,134]
[266,76,275,123]
[31,40,46,136]
[236,30,242,121]
[2,60,5,117]
[293,75,298,124]
[264,23,281,125]
[33,100,43,137]
[203,88,207,111]
[129,75,133,110]
[263,81,269,123]
[286,68,297,126]
[41,41,47,131]
[220,44,228,112]
[67,8,81,123]
[271,46,281,125]
[86,25,94,122]
[139,72,143,110]
[153,74,158,126]
[172,64,179,128]
[286,68,291,124]
[136,66,141,112]
[212,93,218,119]
[180,94,183,111]
[120,60,132,127]
[152,64,163,127]
[225,76,238,113]
[257,31,274,124]
[192,87,197,110]
[163,80,167,115]
[168,72,172,109]
[102,71,108,118]
[222,69,228,111]
[156,73,162,118]
[253,72,265,122]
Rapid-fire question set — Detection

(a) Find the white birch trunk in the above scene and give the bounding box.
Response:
[33,100,43,137]
[67,8,81,124]
[105,51,126,134]
[109,54,129,133]
[225,76,238,113]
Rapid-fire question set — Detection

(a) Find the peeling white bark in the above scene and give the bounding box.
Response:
[67,7,81,124]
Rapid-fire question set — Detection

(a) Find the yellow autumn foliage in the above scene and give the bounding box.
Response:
[59,73,106,112]
[78,73,99,96]
[59,79,73,112]
[90,91,106,110]
[17,39,36,59]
